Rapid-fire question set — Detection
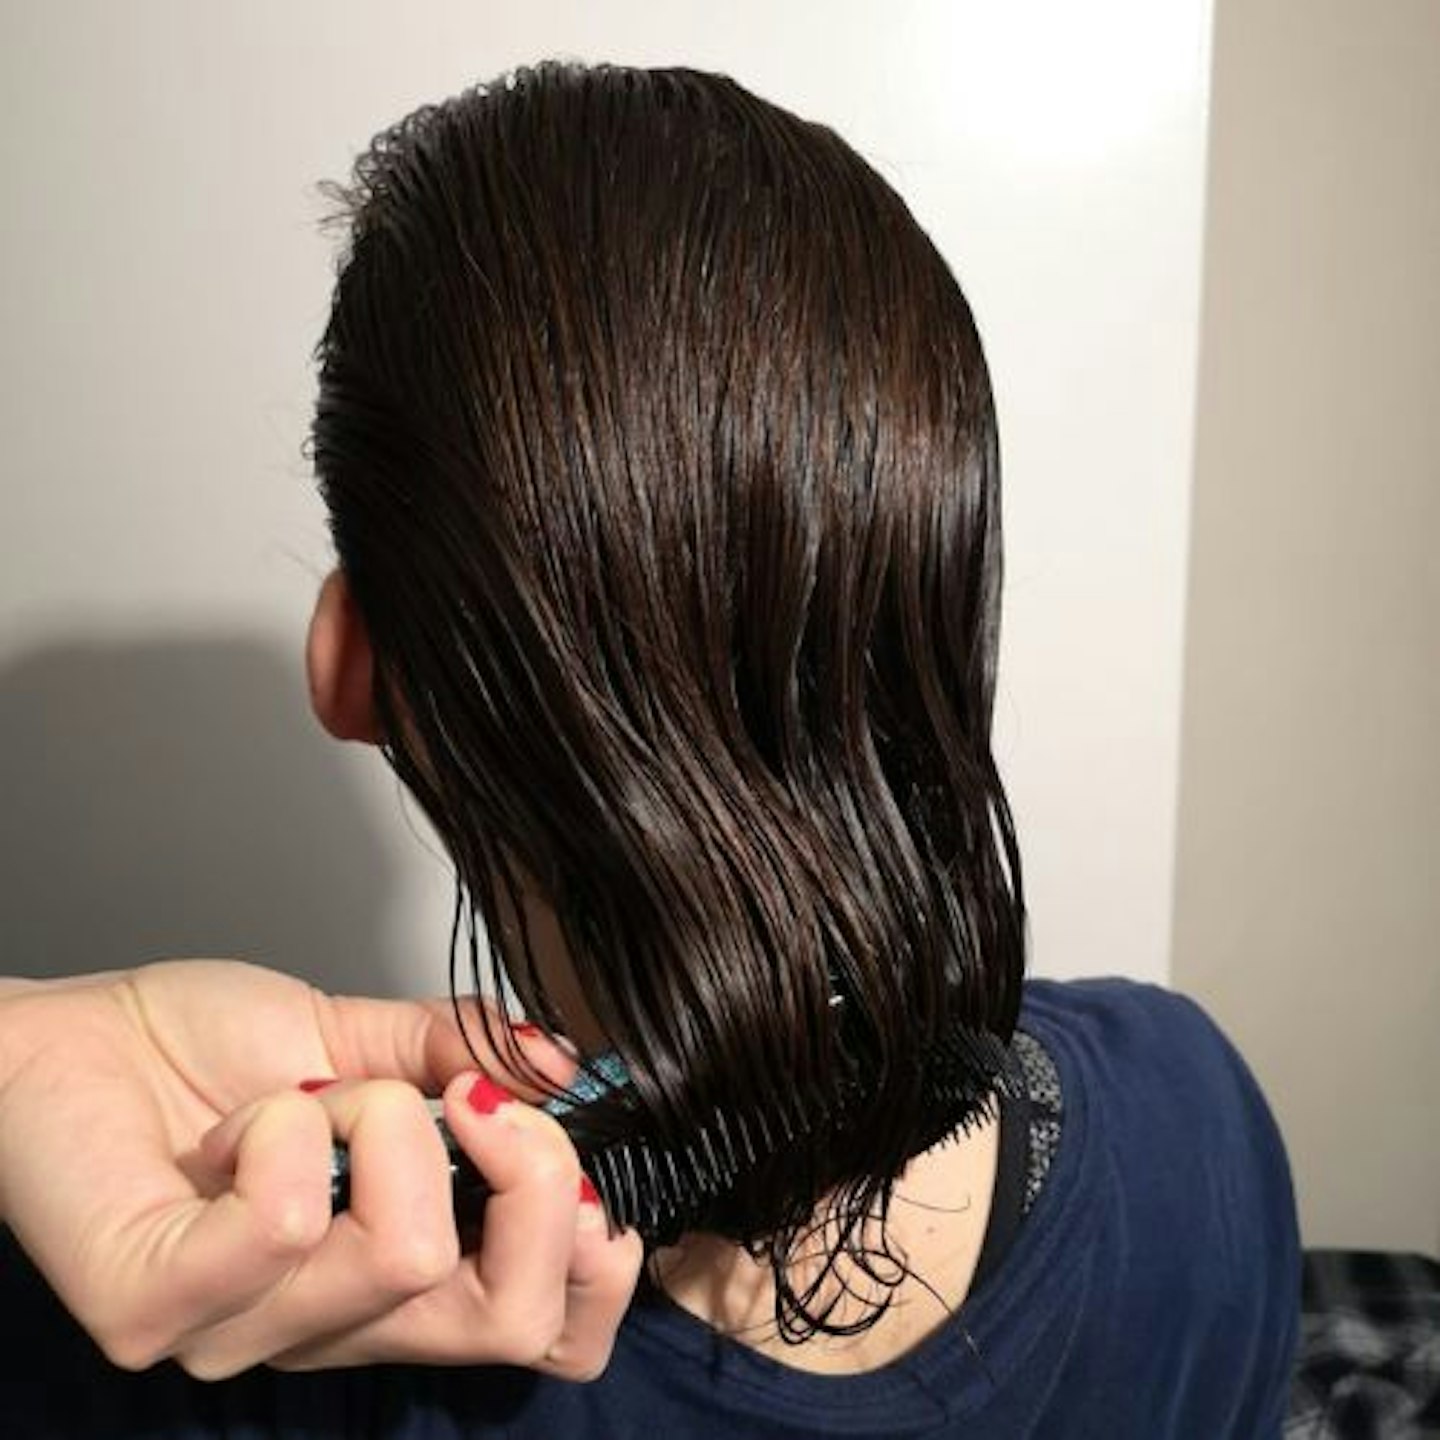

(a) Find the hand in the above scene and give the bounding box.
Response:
[0,960,643,1379]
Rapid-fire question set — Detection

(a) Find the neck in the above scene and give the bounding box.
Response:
[650,1105,999,1374]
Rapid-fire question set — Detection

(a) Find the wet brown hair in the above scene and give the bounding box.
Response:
[312,62,1025,1337]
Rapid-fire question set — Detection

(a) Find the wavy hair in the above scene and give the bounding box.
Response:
[311,62,1025,1338]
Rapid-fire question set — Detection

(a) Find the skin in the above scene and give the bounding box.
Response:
[652,1129,998,1374]
[306,572,1003,1373]
[0,964,642,1378]
[0,571,644,1381]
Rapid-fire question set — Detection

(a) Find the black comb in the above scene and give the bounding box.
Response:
[330,1021,1015,1249]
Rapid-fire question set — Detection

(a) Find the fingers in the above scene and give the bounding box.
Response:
[454,1073,585,1339]
[79,1089,334,1370]
[445,1075,642,1378]
[0,966,628,1382]
[164,1065,640,1379]
[173,1078,458,1378]
[263,1073,643,1376]
[537,1185,647,1380]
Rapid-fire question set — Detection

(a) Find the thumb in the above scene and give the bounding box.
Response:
[314,993,578,1099]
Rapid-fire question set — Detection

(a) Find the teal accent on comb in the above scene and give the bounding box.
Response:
[542,1051,631,1115]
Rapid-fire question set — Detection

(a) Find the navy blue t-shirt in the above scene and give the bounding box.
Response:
[0,979,1301,1437]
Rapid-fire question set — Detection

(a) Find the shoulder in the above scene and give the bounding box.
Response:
[1021,973,1233,1050]
[1017,977,1301,1430]
[1019,976,1294,1208]
[1019,977,1301,1273]
[1020,976,1271,1129]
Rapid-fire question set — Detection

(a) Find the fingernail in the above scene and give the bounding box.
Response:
[298,1078,337,1093]
[513,1022,543,1039]
[577,1174,606,1230]
[466,1076,514,1116]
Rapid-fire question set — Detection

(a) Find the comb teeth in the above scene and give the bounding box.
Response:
[329,1021,1014,1249]
[581,1094,822,1244]
[555,1023,1007,1247]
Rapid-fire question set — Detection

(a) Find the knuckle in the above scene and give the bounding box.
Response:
[372,1231,460,1296]
[491,1300,566,1367]
[175,1347,245,1383]
[92,1320,169,1374]
[555,1342,615,1383]
[360,1078,427,1120]
[266,1087,318,1121]
[518,1129,580,1191]
[253,1194,329,1258]
[250,1087,324,1144]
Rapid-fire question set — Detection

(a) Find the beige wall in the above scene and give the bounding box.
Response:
[1174,0,1440,1253]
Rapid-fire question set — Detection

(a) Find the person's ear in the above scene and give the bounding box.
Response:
[306,569,382,744]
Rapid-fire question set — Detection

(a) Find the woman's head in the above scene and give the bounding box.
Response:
[309,62,1024,1328]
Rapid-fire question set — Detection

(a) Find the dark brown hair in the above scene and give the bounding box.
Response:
[312,62,1025,1337]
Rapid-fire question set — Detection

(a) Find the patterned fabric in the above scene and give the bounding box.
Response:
[1286,1250,1440,1438]
[1013,1028,1062,1216]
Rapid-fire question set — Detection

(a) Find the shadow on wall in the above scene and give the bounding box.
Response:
[0,633,398,994]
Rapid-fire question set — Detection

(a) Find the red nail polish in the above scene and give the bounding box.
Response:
[513,1022,543,1039]
[579,1175,601,1206]
[467,1076,514,1115]
[298,1078,337,1093]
